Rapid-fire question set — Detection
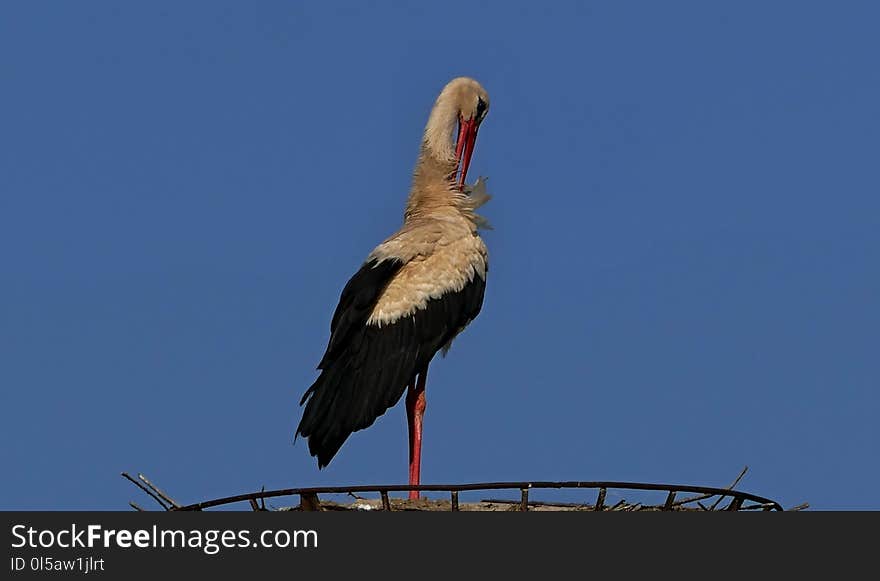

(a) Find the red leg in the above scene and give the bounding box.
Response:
[406,368,428,500]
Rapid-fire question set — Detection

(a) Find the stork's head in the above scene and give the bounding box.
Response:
[424,77,490,190]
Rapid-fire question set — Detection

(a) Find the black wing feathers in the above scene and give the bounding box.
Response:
[316,258,403,372]
[296,259,486,468]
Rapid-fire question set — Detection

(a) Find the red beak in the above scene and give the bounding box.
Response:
[454,117,480,191]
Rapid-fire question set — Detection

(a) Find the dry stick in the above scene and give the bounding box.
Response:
[673,494,714,508]
[788,502,810,511]
[737,502,776,511]
[609,499,627,511]
[725,496,745,511]
[594,488,607,511]
[300,493,321,511]
[137,473,181,509]
[709,465,750,510]
[121,472,170,511]
[735,502,788,511]
[674,466,749,509]
[129,502,146,511]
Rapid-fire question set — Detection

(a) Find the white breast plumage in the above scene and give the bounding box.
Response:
[367,232,488,326]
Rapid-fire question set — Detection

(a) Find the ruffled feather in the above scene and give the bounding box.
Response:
[461,176,493,231]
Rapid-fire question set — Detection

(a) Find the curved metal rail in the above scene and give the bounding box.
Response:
[123,472,790,511]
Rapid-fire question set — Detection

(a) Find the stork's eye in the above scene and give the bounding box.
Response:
[476,97,487,120]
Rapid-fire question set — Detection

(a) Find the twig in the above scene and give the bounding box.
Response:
[736,502,776,511]
[248,486,266,512]
[300,492,321,511]
[675,466,749,508]
[121,472,170,510]
[137,473,181,509]
[787,502,810,511]
[609,499,627,511]
[594,488,607,511]
[129,502,145,511]
[709,466,749,510]
[724,496,745,511]
[674,493,715,507]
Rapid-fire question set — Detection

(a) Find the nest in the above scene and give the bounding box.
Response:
[122,466,807,512]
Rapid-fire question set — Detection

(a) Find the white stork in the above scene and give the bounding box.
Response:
[296,77,491,498]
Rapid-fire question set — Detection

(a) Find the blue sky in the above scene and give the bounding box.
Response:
[1,1,877,510]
